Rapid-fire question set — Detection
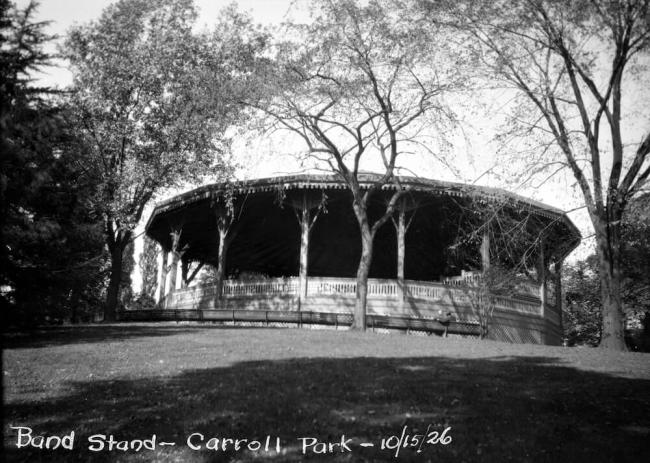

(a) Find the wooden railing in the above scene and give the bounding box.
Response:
[169,277,299,305]
[165,276,543,317]
[441,270,482,286]
[222,278,299,296]
[306,277,401,297]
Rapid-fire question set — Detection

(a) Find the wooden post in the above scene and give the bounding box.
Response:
[391,197,415,310]
[159,250,168,304]
[538,241,547,318]
[554,259,564,334]
[215,225,228,302]
[481,226,490,270]
[396,203,406,301]
[166,226,190,309]
[167,229,182,299]
[298,194,310,307]
[292,191,325,310]
[213,199,239,307]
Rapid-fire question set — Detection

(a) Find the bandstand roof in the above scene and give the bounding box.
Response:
[145,174,581,279]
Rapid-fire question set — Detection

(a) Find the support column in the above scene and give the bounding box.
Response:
[554,259,564,335]
[481,226,490,270]
[396,205,406,305]
[167,229,181,295]
[292,191,326,310]
[166,227,188,309]
[159,250,168,304]
[213,198,240,307]
[396,206,406,283]
[215,224,229,302]
[537,241,547,317]
[166,232,179,309]
[298,197,310,305]
[391,197,415,307]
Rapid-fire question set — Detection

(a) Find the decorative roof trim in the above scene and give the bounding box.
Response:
[145,174,581,252]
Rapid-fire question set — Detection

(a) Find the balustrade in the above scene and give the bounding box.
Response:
[164,275,542,317]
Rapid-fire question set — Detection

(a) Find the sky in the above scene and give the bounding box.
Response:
[18,0,302,87]
[15,0,636,263]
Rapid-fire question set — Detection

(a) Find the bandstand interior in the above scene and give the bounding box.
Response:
[127,174,580,345]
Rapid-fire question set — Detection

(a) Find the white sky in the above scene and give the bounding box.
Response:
[18,0,648,263]
[18,0,303,86]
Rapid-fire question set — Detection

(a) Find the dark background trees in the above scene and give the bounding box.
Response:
[1,0,107,326]
[565,194,650,349]
[63,0,268,321]
[2,0,268,325]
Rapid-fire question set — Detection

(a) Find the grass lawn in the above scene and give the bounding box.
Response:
[3,323,650,462]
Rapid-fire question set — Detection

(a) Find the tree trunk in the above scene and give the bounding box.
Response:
[352,227,373,331]
[105,244,124,322]
[595,226,626,350]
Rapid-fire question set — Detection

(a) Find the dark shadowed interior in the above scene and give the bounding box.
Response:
[146,175,580,281]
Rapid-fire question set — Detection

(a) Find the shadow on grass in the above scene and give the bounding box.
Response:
[1,323,249,349]
[4,355,650,462]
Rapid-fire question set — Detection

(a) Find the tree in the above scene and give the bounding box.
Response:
[565,194,650,348]
[461,266,518,339]
[255,0,462,329]
[620,193,650,321]
[63,0,266,321]
[564,255,603,346]
[447,192,562,338]
[415,0,650,350]
[1,0,107,326]
[139,235,158,301]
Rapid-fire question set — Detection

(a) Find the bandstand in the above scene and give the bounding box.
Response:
[121,174,580,345]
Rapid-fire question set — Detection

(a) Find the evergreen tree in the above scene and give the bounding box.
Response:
[1,0,106,326]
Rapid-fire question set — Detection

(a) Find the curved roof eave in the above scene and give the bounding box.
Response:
[145,173,582,255]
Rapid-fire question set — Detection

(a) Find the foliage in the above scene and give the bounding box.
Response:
[255,0,463,329]
[139,235,159,300]
[564,194,650,349]
[620,194,650,320]
[119,241,135,307]
[1,0,107,327]
[461,265,519,338]
[414,0,650,350]
[564,256,603,346]
[63,0,268,320]
[448,195,551,270]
